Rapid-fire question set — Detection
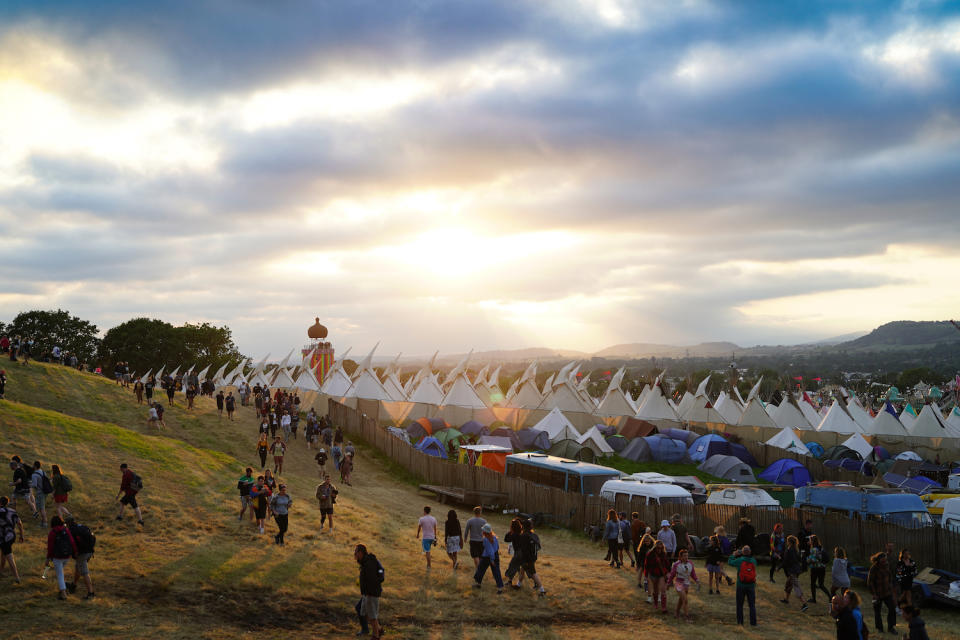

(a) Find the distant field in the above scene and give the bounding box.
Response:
[1,362,958,639]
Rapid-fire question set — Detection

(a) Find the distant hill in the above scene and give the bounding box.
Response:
[838,321,960,350]
[593,341,741,359]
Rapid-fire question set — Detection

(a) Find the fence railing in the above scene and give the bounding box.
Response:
[330,400,960,571]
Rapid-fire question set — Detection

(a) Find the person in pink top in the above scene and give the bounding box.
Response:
[667,548,700,622]
[416,505,439,568]
[46,515,78,600]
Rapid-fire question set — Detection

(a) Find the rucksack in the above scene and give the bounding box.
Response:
[70,523,96,554]
[0,508,17,544]
[38,470,54,495]
[53,528,73,558]
[529,533,542,562]
[739,560,757,584]
[62,475,73,493]
[129,472,144,492]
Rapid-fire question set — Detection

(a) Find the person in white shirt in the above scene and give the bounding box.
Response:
[416,505,439,568]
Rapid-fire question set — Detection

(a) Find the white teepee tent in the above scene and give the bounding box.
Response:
[532,407,580,443]
[766,427,811,456]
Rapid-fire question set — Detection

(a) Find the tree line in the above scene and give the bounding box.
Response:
[0,309,246,376]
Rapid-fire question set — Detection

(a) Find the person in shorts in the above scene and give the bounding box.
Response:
[31,461,50,526]
[314,448,328,477]
[9,457,37,516]
[65,515,95,599]
[355,544,383,639]
[444,509,462,570]
[237,468,255,522]
[270,436,286,475]
[463,506,487,569]
[316,475,337,531]
[416,506,438,568]
[115,463,144,525]
[0,496,24,583]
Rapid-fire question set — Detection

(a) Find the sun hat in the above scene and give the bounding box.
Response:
[660,519,670,527]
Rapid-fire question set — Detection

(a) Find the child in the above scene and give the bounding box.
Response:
[667,548,699,621]
[705,535,725,594]
[831,547,850,597]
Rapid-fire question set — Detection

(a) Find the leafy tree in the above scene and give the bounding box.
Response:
[897,367,941,392]
[7,309,100,362]
[99,318,245,375]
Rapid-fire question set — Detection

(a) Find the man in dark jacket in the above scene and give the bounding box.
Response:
[355,544,383,639]
[734,518,755,551]
[868,551,897,634]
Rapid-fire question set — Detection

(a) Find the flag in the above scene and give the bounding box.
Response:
[884,401,898,418]
[813,377,822,382]
[793,376,803,381]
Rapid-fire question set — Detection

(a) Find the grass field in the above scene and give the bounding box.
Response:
[1,362,958,639]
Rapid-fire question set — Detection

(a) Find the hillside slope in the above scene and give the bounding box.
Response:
[1,363,957,639]
[839,320,960,350]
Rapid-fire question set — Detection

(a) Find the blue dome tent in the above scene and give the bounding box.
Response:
[806,442,825,458]
[415,436,448,459]
[759,458,812,488]
[688,434,732,462]
[643,435,689,463]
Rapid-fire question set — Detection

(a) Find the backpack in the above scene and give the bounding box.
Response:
[129,472,144,492]
[70,523,96,554]
[38,470,54,495]
[0,508,17,544]
[53,528,74,558]
[529,533,542,562]
[739,560,757,584]
[62,475,73,493]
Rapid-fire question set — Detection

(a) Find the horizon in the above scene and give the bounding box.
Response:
[3,2,959,359]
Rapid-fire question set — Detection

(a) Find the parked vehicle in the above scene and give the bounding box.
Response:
[599,477,694,506]
[794,485,933,528]
[920,489,960,522]
[941,497,960,533]
[505,453,621,496]
[704,485,780,510]
[948,473,960,490]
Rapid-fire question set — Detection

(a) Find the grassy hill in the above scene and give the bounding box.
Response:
[1,362,958,639]
[838,320,960,351]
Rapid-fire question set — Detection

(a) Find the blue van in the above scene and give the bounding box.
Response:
[505,453,620,495]
[794,486,933,528]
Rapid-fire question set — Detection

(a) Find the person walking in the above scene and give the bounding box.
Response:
[263,469,277,492]
[256,434,269,470]
[667,548,699,621]
[901,605,930,640]
[657,519,677,559]
[9,457,37,517]
[896,548,917,607]
[314,447,328,477]
[780,535,808,612]
[671,514,692,557]
[705,534,725,595]
[250,475,271,535]
[144,377,155,404]
[225,392,236,421]
[281,411,292,442]
[270,436,286,475]
[340,452,353,486]
[237,467,255,522]
[332,441,343,472]
[868,551,897,635]
[355,544,384,639]
[636,533,655,593]
[315,474,337,531]
[645,540,671,613]
[269,484,292,545]
[416,506,438,569]
[0,369,6,400]
[115,463,144,525]
[444,509,462,570]
[0,496,24,584]
[463,506,487,569]
[831,547,850,597]
[728,545,758,627]
[503,517,525,587]
[734,517,755,551]
[165,378,175,406]
[603,510,622,568]
[133,379,144,405]
[45,515,77,600]
[769,523,786,583]
[473,524,504,593]
[518,518,546,597]
[619,512,634,568]
[50,464,73,520]
[30,461,51,526]
[807,534,831,603]
[64,515,96,599]
[216,391,224,418]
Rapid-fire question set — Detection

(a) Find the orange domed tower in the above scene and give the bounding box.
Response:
[303,318,335,385]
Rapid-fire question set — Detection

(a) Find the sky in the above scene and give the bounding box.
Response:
[1,0,959,360]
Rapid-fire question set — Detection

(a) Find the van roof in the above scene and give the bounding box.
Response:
[601,478,692,497]
[505,453,621,476]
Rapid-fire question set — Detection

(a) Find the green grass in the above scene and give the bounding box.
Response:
[603,456,729,485]
[1,362,959,639]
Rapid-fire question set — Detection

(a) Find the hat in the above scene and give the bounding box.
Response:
[660,520,670,527]
[481,524,493,533]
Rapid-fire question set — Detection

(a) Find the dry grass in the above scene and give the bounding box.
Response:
[1,361,959,638]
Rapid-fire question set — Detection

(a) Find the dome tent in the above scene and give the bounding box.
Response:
[688,434,732,462]
[728,443,759,468]
[659,428,697,445]
[643,435,689,463]
[759,458,813,488]
[489,428,523,451]
[823,445,862,461]
[406,417,434,441]
[515,428,551,452]
[605,434,629,453]
[806,441,825,458]
[415,436,448,459]
[548,438,595,462]
[698,455,756,483]
[459,420,489,439]
[620,437,653,462]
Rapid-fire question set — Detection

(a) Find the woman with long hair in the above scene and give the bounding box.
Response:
[769,522,785,583]
[831,546,850,596]
[807,534,831,603]
[636,532,655,594]
[705,534,724,595]
[603,509,621,568]
[667,548,699,621]
[504,517,525,587]
[780,535,808,611]
[645,539,670,613]
[256,433,269,469]
[50,465,72,520]
[896,548,917,607]
[444,509,462,570]
[263,468,277,492]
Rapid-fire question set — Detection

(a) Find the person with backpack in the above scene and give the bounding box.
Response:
[237,467,255,522]
[269,484,292,545]
[0,496,24,584]
[315,474,337,531]
[64,515,96,599]
[517,518,546,597]
[270,436,286,475]
[50,464,73,520]
[355,543,384,639]
[115,463,144,526]
[728,544,758,626]
[45,515,77,600]
[9,457,37,517]
[781,535,808,612]
[31,461,52,527]
[314,447,328,477]
[250,475,271,535]
[225,392,236,421]
[807,534,831,604]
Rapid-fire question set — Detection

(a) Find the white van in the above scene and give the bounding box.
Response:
[941,497,960,533]
[706,486,780,510]
[600,478,694,505]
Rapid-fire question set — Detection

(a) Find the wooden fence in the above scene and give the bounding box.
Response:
[331,400,960,571]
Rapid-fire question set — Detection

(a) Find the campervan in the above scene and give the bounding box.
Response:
[599,478,694,506]
[920,489,960,521]
[705,485,781,510]
[794,486,933,528]
[942,498,960,533]
[505,453,621,496]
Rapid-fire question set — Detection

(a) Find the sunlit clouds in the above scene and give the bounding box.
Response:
[1,1,959,357]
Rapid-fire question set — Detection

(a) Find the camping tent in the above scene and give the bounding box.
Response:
[619,417,658,439]
[406,417,434,441]
[605,434,628,453]
[433,428,466,451]
[531,407,580,443]
[729,443,760,468]
[459,420,489,439]
[659,428,697,445]
[578,425,615,457]
[643,435,689,463]
[489,428,523,451]
[823,445,862,461]
[386,427,411,444]
[515,428,551,452]
[620,438,652,462]
[698,455,757,483]
[688,434,732,462]
[548,438,595,462]
[759,459,813,487]
[841,433,874,460]
[458,444,510,473]
[415,436,448,459]
[895,451,923,462]
[765,428,812,456]
[478,435,515,451]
